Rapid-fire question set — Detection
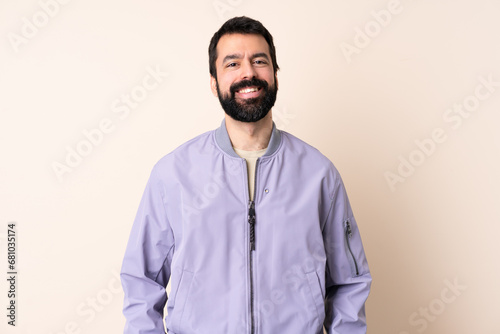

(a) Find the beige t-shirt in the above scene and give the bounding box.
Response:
[233,147,267,200]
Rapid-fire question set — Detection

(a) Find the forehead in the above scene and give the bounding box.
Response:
[216,33,270,62]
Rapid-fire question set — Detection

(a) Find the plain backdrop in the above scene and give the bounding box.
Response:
[1,1,499,333]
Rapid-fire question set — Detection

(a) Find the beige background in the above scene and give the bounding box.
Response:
[1,0,499,333]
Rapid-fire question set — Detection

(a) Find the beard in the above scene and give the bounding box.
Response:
[216,77,278,123]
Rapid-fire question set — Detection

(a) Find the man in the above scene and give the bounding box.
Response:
[121,16,371,334]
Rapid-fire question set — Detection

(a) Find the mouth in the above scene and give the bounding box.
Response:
[234,86,263,99]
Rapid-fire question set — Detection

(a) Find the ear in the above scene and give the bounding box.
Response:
[210,75,218,97]
[274,74,279,90]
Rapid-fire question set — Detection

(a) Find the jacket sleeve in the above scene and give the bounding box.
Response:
[323,176,372,334]
[120,165,175,334]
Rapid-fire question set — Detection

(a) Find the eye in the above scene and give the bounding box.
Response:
[226,62,237,68]
[254,59,267,65]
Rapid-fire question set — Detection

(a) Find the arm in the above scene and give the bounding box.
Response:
[121,166,175,334]
[323,177,372,333]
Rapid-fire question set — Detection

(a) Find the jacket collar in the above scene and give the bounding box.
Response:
[215,118,281,158]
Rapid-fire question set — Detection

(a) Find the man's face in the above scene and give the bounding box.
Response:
[210,33,278,123]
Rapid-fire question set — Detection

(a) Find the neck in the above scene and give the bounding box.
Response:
[225,111,273,151]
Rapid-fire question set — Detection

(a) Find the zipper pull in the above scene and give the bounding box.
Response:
[248,200,256,251]
[345,220,353,238]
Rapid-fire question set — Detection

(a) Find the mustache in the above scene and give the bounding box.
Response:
[230,78,269,95]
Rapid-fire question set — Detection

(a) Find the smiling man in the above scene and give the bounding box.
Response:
[121,16,372,334]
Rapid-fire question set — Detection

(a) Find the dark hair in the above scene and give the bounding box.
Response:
[208,16,279,78]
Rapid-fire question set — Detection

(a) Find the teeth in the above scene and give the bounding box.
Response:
[239,87,258,94]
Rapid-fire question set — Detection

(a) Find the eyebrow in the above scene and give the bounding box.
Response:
[222,52,270,64]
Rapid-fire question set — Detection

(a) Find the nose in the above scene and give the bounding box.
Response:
[240,59,257,80]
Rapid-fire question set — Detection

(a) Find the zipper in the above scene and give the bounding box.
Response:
[248,200,256,251]
[248,199,256,334]
[247,158,259,334]
[344,219,359,276]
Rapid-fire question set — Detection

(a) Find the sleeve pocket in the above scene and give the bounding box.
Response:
[344,218,369,277]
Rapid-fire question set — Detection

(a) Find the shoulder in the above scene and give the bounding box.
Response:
[152,129,216,173]
[279,130,343,195]
[280,130,337,168]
